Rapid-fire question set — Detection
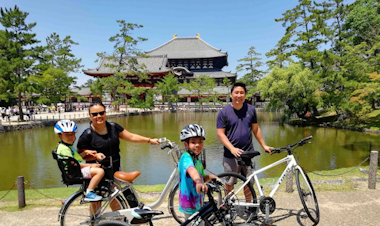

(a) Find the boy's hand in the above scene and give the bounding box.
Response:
[149,138,160,145]
[91,164,101,168]
[195,181,208,194]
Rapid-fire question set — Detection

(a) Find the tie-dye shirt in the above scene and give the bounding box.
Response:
[178,151,206,214]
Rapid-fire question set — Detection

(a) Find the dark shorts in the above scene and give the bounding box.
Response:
[223,157,256,186]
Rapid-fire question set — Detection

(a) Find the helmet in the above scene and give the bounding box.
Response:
[180,124,206,142]
[54,120,77,134]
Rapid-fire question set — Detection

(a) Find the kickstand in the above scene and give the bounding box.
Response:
[264,203,273,226]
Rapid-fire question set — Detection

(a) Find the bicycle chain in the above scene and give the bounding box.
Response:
[0,182,15,201]
[301,156,370,176]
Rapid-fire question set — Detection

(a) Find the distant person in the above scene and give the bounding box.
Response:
[55,120,105,201]
[178,124,219,224]
[5,108,10,121]
[52,105,56,114]
[1,107,5,120]
[26,108,30,121]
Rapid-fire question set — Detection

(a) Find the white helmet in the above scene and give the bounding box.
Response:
[180,124,206,142]
[54,120,77,134]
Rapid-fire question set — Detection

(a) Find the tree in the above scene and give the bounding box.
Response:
[28,68,77,105]
[81,79,94,88]
[44,32,83,73]
[236,46,264,87]
[0,6,40,120]
[258,63,320,119]
[96,21,148,110]
[182,75,215,110]
[155,72,179,108]
[222,76,232,104]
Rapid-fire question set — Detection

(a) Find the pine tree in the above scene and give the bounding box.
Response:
[0,6,39,121]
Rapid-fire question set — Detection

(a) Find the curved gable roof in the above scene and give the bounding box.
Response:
[145,37,227,59]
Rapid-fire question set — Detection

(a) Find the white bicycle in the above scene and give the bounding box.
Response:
[217,136,320,225]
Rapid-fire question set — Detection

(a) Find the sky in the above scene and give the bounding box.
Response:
[2,0,354,86]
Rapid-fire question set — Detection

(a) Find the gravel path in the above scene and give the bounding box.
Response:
[1,187,379,226]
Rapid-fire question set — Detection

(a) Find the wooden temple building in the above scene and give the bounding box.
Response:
[82,34,237,104]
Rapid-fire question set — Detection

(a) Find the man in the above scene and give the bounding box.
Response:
[217,82,272,190]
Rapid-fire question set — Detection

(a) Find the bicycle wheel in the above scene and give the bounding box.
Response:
[217,172,257,224]
[169,183,223,224]
[295,167,320,224]
[96,220,130,226]
[60,190,128,226]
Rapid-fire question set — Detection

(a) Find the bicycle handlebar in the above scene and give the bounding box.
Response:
[270,136,313,154]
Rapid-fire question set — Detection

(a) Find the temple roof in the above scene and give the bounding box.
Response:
[178,86,230,95]
[83,55,171,75]
[192,70,237,78]
[145,37,227,59]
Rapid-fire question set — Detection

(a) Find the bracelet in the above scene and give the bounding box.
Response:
[148,138,151,144]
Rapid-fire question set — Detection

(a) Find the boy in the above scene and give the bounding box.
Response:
[55,120,105,201]
[178,124,218,223]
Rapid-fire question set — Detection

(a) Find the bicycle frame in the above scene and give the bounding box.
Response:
[230,153,302,208]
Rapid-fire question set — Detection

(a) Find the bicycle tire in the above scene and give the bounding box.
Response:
[59,190,128,226]
[168,183,185,224]
[295,167,320,224]
[96,220,130,226]
[169,183,223,224]
[217,172,258,224]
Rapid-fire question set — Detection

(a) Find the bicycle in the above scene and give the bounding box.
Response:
[181,178,238,226]
[216,136,320,225]
[53,137,196,226]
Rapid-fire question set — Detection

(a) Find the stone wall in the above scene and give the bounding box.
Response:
[0,111,153,132]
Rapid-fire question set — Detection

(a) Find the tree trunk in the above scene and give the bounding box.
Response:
[18,91,24,121]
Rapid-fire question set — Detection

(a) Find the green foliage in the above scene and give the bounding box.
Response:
[258,63,320,119]
[28,68,76,105]
[262,0,380,126]
[155,72,179,107]
[181,75,215,110]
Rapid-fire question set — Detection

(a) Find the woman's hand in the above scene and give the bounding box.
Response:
[95,153,106,161]
[91,164,101,168]
[149,138,160,145]
[84,150,97,156]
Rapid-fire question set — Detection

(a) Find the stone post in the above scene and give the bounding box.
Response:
[17,176,26,208]
[368,151,379,189]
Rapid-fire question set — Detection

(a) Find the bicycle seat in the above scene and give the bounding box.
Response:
[241,151,260,159]
[114,171,141,182]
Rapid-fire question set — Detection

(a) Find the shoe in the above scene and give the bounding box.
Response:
[83,191,103,202]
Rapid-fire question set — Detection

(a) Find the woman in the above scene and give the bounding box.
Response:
[77,103,159,172]
[77,103,159,210]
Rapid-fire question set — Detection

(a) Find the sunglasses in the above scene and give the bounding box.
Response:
[90,111,106,117]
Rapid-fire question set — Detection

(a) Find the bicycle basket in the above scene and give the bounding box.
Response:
[51,150,83,186]
[178,148,207,169]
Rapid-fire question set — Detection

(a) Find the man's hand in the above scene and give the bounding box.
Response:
[195,181,208,194]
[230,147,243,158]
[263,145,273,155]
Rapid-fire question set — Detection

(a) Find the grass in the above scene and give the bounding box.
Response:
[0,166,378,212]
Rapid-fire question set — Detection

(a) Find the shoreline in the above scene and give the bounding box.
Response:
[0,110,154,133]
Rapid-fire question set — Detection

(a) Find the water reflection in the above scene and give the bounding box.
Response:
[0,112,379,191]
